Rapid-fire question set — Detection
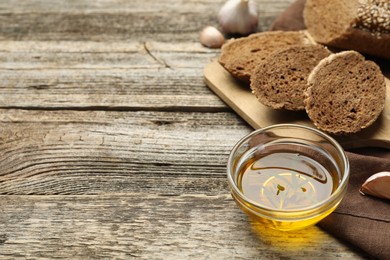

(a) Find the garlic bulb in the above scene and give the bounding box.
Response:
[199,26,225,48]
[218,0,258,35]
[360,171,390,200]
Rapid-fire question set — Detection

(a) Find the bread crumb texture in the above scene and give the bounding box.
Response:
[250,45,331,111]
[305,51,386,135]
[218,31,313,82]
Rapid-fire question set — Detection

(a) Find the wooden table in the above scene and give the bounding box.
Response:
[0,0,368,258]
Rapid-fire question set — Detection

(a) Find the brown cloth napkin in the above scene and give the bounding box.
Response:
[269,1,390,259]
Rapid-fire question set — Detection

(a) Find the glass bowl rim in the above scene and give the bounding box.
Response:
[227,123,350,214]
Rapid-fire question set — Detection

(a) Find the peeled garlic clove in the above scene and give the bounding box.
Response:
[360,172,390,200]
[218,0,258,35]
[199,26,225,49]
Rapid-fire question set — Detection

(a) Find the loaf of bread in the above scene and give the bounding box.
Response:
[304,51,386,135]
[304,0,390,59]
[250,45,331,111]
[218,31,314,83]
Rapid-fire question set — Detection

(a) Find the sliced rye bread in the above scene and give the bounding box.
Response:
[250,44,331,111]
[304,50,386,135]
[304,0,390,59]
[218,30,314,83]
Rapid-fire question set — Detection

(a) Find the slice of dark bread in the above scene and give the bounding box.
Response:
[250,45,331,111]
[304,51,386,134]
[218,31,314,83]
[304,0,390,59]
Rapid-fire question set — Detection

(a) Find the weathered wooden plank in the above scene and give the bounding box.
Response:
[0,194,366,259]
[0,0,293,41]
[0,40,225,109]
[0,0,293,14]
[0,41,218,69]
[0,67,227,110]
[0,110,250,195]
[0,0,226,13]
[0,42,160,70]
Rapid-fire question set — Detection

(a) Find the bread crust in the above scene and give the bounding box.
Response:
[218,31,314,83]
[304,0,390,59]
[304,51,386,134]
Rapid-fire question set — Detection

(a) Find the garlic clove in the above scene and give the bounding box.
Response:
[199,26,225,49]
[218,0,258,35]
[360,171,390,200]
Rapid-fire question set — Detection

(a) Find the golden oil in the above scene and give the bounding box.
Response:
[237,152,339,210]
[232,145,342,230]
[228,125,349,231]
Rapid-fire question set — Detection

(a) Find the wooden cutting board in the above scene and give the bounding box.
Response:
[204,60,390,149]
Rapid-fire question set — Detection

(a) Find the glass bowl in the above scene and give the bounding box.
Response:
[227,124,349,231]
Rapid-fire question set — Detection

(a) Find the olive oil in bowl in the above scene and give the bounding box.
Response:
[237,151,339,211]
[227,124,349,231]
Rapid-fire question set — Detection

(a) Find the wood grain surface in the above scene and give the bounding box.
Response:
[0,0,370,258]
